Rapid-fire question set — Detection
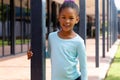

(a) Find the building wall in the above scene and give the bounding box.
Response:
[0,21,31,37]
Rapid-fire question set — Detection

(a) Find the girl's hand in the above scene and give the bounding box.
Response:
[27,50,33,60]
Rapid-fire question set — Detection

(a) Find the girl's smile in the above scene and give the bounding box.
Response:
[62,23,71,31]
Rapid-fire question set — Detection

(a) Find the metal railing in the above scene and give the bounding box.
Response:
[0,0,31,57]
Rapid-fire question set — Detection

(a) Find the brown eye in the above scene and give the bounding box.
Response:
[61,17,66,19]
[70,18,74,19]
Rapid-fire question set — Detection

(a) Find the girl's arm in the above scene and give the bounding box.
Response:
[77,40,88,80]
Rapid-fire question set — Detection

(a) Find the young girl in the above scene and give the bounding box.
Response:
[48,1,87,80]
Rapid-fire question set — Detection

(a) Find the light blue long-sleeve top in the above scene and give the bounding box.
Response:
[48,31,87,80]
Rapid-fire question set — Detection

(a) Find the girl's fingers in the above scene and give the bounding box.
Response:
[27,51,33,59]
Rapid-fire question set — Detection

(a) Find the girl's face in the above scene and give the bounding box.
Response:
[58,7,79,32]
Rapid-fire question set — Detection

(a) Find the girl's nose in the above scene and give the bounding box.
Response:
[65,19,70,23]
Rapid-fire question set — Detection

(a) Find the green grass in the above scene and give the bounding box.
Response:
[104,44,120,80]
[0,39,30,46]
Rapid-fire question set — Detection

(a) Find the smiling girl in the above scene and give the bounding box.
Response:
[48,1,88,80]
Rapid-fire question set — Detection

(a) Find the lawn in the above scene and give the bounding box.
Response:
[0,39,30,46]
[104,44,120,80]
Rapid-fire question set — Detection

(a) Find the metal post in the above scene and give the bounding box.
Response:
[109,0,112,48]
[79,0,86,44]
[26,0,30,50]
[7,5,10,46]
[113,2,116,42]
[10,0,15,55]
[51,2,57,31]
[111,0,113,44]
[115,7,118,40]
[114,2,118,41]
[31,0,46,80]
[20,0,23,52]
[102,0,105,58]
[107,0,110,51]
[118,18,120,35]
[46,0,51,36]
[95,0,100,67]
[1,0,4,56]
[111,0,114,44]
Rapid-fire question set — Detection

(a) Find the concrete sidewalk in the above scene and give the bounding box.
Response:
[0,39,120,80]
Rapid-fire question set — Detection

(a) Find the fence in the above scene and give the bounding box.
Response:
[0,0,31,57]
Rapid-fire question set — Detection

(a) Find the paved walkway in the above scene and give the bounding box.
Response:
[0,38,120,80]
